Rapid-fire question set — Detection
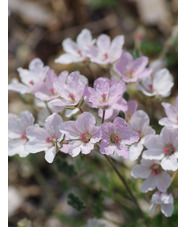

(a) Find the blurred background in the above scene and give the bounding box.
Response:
[8,0,178,226]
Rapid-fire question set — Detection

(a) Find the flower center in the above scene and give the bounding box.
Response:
[29,80,34,85]
[126,69,135,78]
[68,93,75,101]
[49,88,55,94]
[101,93,107,102]
[150,163,162,176]
[77,50,82,56]
[148,84,153,91]
[104,53,109,59]
[137,130,143,140]
[46,136,57,144]
[80,132,91,143]
[21,133,26,140]
[110,134,121,144]
[163,144,175,155]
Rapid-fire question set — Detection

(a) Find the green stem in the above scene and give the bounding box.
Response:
[103,155,147,225]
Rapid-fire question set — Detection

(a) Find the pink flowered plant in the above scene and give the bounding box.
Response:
[8,29,178,220]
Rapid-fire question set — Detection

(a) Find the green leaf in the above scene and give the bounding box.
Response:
[67,193,86,211]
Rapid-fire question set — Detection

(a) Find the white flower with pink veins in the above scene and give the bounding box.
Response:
[142,127,178,171]
[25,113,68,163]
[8,111,34,157]
[159,97,178,129]
[136,68,174,98]
[48,71,88,112]
[8,58,49,94]
[131,159,171,193]
[59,112,102,157]
[128,110,155,161]
[149,191,174,217]
[55,29,95,64]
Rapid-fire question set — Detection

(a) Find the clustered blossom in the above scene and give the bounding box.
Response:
[8,29,178,219]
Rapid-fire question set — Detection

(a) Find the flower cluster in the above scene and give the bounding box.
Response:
[8,29,177,218]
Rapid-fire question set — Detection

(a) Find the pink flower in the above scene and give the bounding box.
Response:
[131,159,171,192]
[115,51,152,83]
[55,29,95,64]
[142,127,178,171]
[48,71,88,111]
[100,117,139,158]
[159,97,178,128]
[125,100,138,121]
[87,34,124,65]
[34,69,59,101]
[136,68,174,97]
[149,191,174,217]
[25,113,67,163]
[8,111,34,157]
[8,58,49,94]
[84,77,126,109]
[128,110,155,160]
[59,112,101,157]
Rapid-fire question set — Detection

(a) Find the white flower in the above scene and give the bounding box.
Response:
[142,127,178,171]
[87,34,124,65]
[149,191,174,217]
[8,111,34,157]
[8,58,49,94]
[48,71,88,111]
[55,29,95,64]
[136,68,174,97]
[131,159,171,193]
[59,112,101,157]
[128,110,155,160]
[25,113,65,163]
[159,97,178,128]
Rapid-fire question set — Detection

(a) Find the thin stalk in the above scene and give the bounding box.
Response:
[102,109,106,124]
[79,107,84,113]
[103,154,147,224]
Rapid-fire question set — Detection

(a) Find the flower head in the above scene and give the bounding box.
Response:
[84,77,126,109]
[25,113,66,163]
[128,110,155,160]
[59,112,101,157]
[8,58,49,94]
[136,68,174,97]
[48,71,88,111]
[159,97,178,128]
[131,159,171,192]
[100,117,139,158]
[34,69,59,101]
[55,29,95,64]
[115,51,152,83]
[150,191,174,217]
[142,127,178,171]
[8,111,34,157]
[87,34,124,65]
